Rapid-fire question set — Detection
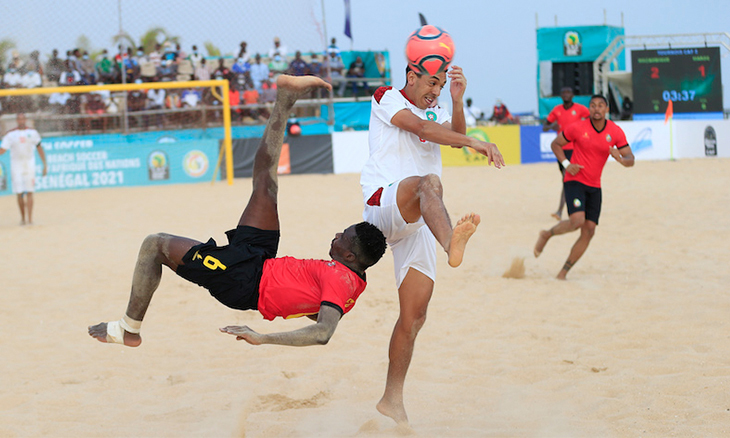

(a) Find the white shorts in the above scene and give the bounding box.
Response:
[363,179,437,288]
[11,163,36,194]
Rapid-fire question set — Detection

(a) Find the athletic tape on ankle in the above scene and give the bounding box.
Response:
[120,315,142,334]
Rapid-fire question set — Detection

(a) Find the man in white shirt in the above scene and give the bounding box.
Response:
[268,36,288,60]
[361,65,504,425]
[0,113,47,225]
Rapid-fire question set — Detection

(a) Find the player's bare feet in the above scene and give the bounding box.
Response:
[276,74,332,99]
[88,322,142,347]
[447,213,480,268]
[551,212,561,221]
[376,397,409,426]
[534,230,551,258]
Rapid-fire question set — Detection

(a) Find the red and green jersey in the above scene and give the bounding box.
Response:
[547,103,589,150]
[563,119,629,188]
[257,256,366,321]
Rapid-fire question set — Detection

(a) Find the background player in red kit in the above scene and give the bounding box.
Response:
[89,75,387,348]
[543,87,589,220]
[534,94,634,279]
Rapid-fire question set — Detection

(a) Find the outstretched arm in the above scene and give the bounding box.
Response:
[391,109,505,168]
[220,304,341,347]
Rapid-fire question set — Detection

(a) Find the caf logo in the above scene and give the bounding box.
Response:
[564,31,582,56]
[148,150,170,180]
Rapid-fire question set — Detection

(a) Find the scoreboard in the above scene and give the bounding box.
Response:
[631,47,722,118]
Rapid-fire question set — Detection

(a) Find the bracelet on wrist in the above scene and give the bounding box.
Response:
[561,159,571,168]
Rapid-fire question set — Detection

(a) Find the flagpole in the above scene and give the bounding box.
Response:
[670,116,674,160]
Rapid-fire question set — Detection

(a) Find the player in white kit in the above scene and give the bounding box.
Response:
[0,113,47,225]
[361,65,504,425]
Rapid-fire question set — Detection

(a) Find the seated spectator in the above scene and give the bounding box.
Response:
[194,58,210,81]
[268,55,288,80]
[188,45,203,68]
[242,81,261,122]
[175,43,187,63]
[3,67,23,88]
[287,51,309,77]
[7,50,24,71]
[309,53,323,77]
[212,58,230,81]
[237,41,250,65]
[59,60,82,86]
[489,99,517,124]
[231,55,251,91]
[26,51,43,77]
[146,79,165,128]
[48,91,72,113]
[181,88,202,107]
[327,37,340,57]
[95,50,117,84]
[80,51,97,84]
[345,56,370,98]
[228,85,242,121]
[249,54,269,92]
[148,44,162,71]
[127,80,147,112]
[260,79,277,104]
[84,92,108,131]
[46,49,65,83]
[21,67,42,89]
[136,46,149,64]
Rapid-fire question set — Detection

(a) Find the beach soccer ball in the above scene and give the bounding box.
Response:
[405,25,455,76]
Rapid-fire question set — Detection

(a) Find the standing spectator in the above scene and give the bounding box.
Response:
[237,41,250,65]
[287,51,309,76]
[188,45,203,68]
[194,58,210,81]
[268,36,287,60]
[46,49,65,83]
[327,37,340,56]
[464,97,483,127]
[80,51,96,84]
[249,54,269,92]
[325,51,346,96]
[345,56,369,97]
[0,113,47,225]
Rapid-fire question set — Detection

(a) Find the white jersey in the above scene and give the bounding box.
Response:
[1,128,42,172]
[360,87,451,201]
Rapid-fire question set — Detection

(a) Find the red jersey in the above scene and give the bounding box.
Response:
[257,256,366,321]
[563,119,628,188]
[547,103,589,150]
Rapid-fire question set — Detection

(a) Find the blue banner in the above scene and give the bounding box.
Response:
[0,135,220,196]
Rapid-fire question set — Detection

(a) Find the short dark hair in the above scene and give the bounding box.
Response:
[352,222,387,269]
[590,94,608,105]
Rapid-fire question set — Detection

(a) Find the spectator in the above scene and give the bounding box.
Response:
[309,52,323,77]
[46,49,65,82]
[8,50,24,71]
[327,37,340,56]
[59,60,82,86]
[268,36,287,60]
[146,78,166,128]
[175,43,187,63]
[489,99,517,124]
[212,57,230,81]
[194,57,210,81]
[21,66,42,89]
[260,79,276,104]
[288,51,308,76]
[80,51,96,84]
[70,48,85,73]
[228,84,241,121]
[95,50,116,84]
[325,51,346,97]
[249,53,269,92]
[268,54,288,80]
[127,80,147,111]
[345,55,369,97]
[620,96,633,120]
[242,81,261,121]
[136,46,149,64]
[188,45,203,68]
[148,43,162,71]
[237,41,250,65]
[231,53,251,91]
[181,88,202,107]
[26,51,43,77]
[3,66,23,88]
[464,97,483,127]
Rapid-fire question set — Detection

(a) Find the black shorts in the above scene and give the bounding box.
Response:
[175,226,280,310]
[557,149,573,173]
[564,181,602,224]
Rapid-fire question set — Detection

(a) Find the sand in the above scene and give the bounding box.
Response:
[1,158,729,437]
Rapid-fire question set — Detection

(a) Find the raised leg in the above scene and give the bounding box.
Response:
[237,75,331,231]
[377,268,433,425]
[557,220,596,280]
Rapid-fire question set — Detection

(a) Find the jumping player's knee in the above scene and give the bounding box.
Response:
[417,174,443,198]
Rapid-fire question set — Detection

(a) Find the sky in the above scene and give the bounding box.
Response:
[2,0,730,114]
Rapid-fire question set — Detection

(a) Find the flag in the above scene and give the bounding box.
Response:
[344,0,352,40]
[664,99,673,124]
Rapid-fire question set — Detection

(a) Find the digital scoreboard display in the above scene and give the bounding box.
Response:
[631,47,723,118]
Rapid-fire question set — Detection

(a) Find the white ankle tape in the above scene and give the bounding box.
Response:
[120,315,142,334]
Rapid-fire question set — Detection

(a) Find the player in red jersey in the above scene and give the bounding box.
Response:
[543,87,589,220]
[534,94,634,279]
[89,75,387,348]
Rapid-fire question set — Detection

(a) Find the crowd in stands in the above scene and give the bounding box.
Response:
[0,36,380,131]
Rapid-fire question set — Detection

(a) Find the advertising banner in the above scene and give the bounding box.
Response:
[442,126,521,167]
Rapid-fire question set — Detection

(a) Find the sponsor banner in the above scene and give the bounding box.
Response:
[520,125,556,164]
[0,137,219,196]
[230,134,333,178]
[332,131,369,174]
[670,119,730,159]
[442,126,521,167]
[615,120,672,161]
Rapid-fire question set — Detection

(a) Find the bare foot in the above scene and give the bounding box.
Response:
[557,271,568,280]
[276,74,332,98]
[376,397,409,426]
[551,212,561,221]
[534,230,551,258]
[88,322,142,347]
[447,213,480,268]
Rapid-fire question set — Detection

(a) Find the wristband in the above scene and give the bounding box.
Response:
[561,159,571,168]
